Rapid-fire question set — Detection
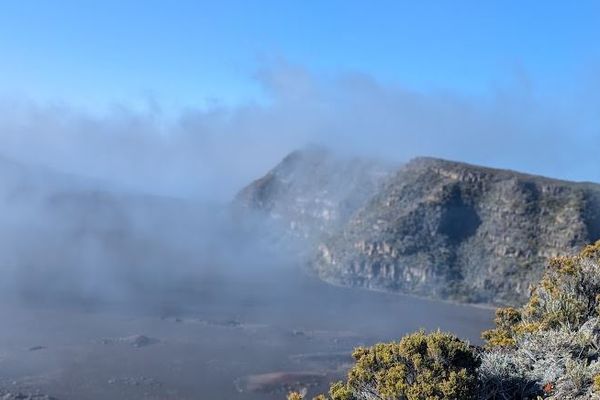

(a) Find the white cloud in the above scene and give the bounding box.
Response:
[0,62,598,201]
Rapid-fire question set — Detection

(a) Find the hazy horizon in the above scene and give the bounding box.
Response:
[1,1,599,201]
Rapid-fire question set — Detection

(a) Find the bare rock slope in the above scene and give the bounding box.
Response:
[238,151,600,305]
[235,147,392,243]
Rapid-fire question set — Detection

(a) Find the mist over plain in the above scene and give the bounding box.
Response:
[0,62,598,308]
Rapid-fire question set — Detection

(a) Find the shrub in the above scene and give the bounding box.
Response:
[593,373,600,392]
[481,308,522,347]
[287,391,305,400]
[286,241,600,400]
[477,349,540,399]
[482,240,600,348]
[479,240,600,399]
[312,330,480,400]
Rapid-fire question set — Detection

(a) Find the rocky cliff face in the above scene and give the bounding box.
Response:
[238,151,600,305]
[235,147,392,243]
[315,157,600,305]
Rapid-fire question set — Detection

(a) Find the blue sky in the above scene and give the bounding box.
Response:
[1,1,599,109]
[0,1,599,197]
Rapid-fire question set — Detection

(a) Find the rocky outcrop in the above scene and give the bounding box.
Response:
[238,151,600,305]
[315,157,600,305]
[0,390,57,400]
[235,147,392,243]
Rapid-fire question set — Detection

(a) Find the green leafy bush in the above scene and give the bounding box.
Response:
[312,330,479,400]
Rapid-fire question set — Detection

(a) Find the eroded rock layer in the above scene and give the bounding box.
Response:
[238,150,600,305]
[316,157,600,304]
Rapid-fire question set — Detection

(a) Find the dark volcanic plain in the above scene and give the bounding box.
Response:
[0,269,493,400]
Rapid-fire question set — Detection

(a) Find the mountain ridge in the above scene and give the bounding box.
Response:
[238,149,600,305]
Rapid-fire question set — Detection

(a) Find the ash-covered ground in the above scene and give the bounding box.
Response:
[0,269,492,400]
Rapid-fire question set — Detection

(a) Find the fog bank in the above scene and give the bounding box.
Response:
[0,63,598,202]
